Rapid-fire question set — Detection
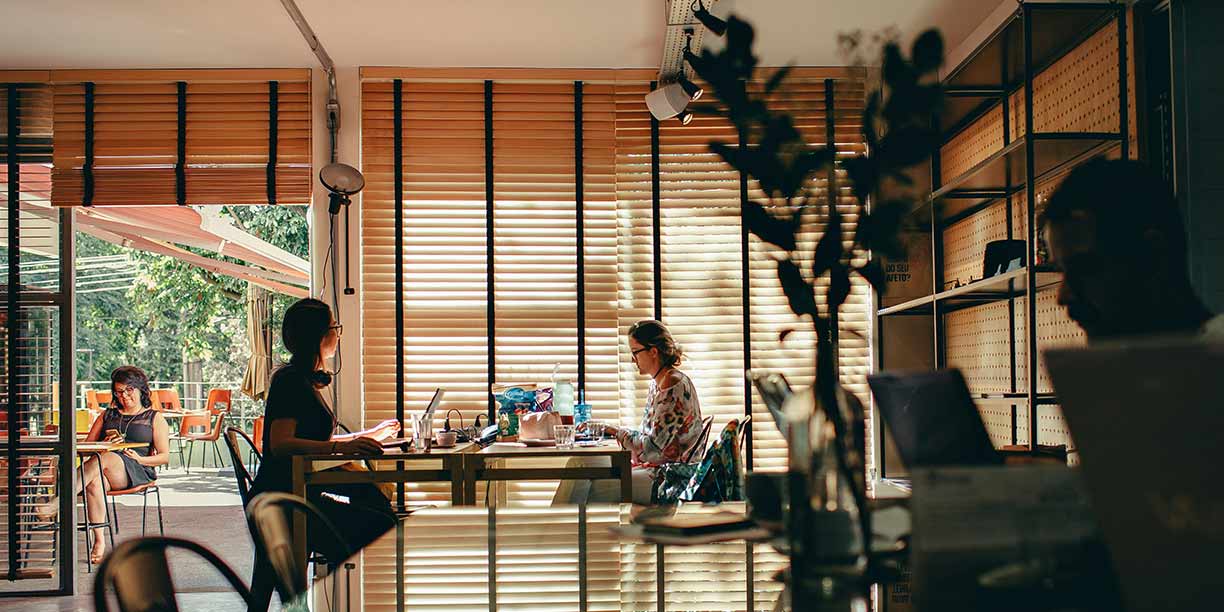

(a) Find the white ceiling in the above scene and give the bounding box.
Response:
[0,0,1001,70]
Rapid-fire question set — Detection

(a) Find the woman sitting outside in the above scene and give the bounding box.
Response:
[578,319,704,504]
[247,298,399,612]
[39,366,170,563]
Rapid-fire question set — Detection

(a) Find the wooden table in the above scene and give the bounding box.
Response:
[289,442,476,583]
[464,441,632,505]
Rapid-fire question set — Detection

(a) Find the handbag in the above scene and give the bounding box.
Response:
[654,420,745,504]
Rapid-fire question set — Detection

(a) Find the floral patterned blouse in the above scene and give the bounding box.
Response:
[616,370,704,466]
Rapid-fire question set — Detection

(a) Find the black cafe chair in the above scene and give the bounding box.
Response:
[223,427,261,505]
[246,491,354,608]
[93,536,252,612]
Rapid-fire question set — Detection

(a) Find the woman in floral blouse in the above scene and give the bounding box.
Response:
[583,319,704,503]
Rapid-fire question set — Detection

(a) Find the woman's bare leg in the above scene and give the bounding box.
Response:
[84,453,131,562]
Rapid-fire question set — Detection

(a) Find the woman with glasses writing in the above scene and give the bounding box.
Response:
[579,319,704,503]
[38,365,170,563]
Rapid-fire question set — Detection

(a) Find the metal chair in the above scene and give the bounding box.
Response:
[223,427,261,505]
[93,536,252,612]
[185,412,228,471]
[246,492,353,607]
[106,481,165,537]
[682,415,716,463]
[169,412,210,473]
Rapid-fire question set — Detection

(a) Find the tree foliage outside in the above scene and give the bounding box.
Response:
[75,205,309,385]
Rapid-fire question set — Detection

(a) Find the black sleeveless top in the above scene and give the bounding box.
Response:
[101,407,158,484]
[249,364,336,498]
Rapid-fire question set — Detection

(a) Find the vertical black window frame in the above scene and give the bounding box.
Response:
[4,84,21,584]
[649,82,662,323]
[824,79,840,372]
[575,81,586,392]
[738,125,752,467]
[485,80,496,421]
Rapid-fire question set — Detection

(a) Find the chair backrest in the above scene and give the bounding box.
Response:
[737,414,752,453]
[205,388,232,415]
[246,492,352,604]
[93,536,252,612]
[203,412,227,441]
[152,388,182,412]
[96,390,113,407]
[85,389,103,412]
[223,427,260,504]
[682,415,715,463]
[251,416,265,454]
[177,413,210,437]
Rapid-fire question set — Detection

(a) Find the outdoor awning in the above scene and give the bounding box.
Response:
[7,163,310,298]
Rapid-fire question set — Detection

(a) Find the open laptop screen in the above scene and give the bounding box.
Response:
[868,370,1001,467]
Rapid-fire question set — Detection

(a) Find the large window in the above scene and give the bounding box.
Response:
[360,68,870,611]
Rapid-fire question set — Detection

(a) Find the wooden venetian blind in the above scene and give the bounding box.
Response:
[360,75,626,611]
[747,77,872,476]
[50,69,311,206]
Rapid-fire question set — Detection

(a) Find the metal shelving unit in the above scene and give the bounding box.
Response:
[874,2,1128,474]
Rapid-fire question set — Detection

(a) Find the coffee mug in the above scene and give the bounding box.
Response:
[435,430,458,447]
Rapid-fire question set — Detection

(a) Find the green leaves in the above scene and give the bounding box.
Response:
[743,200,799,251]
[778,259,817,318]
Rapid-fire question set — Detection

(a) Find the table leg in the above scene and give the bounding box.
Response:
[450,455,466,506]
[291,456,308,587]
[97,453,115,548]
[617,454,633,503]
[77,460,91,572]
[463,455,479,506]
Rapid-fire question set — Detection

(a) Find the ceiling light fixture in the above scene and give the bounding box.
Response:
[691,0,727,37]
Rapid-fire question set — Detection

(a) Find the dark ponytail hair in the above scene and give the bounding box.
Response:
[628,319,684,369]
[110,365,153,410]
[282,298,333,385]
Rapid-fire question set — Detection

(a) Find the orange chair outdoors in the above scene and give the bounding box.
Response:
[250,416,265,467]
[95,390,113,407]
[170,412,210,473]
[184,412,228,472]
[151,388,183,413]
[205,389,232,415]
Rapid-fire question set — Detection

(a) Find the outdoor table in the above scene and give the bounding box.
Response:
[464,440,632,506]
[289,442,476,585]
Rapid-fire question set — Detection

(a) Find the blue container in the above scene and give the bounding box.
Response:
[574,389,591,426]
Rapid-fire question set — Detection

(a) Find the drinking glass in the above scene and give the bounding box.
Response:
[554,425,576,449]
[413,414,433,451]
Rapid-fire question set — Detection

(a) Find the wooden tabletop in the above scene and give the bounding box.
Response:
[76,441,147,454]
[298,441,476,462]
[477,440,623,457]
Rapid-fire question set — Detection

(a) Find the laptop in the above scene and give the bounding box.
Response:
[1044,339,1223,611]
[867,370,1002,467]
[381,388,445,447]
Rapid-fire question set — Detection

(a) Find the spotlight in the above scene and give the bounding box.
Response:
[645,83,691,121]
[677,74,702,101]
[319,162,365,215]
[677,110,694,125]
[692,0,727,36]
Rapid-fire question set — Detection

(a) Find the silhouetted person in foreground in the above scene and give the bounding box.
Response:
[1041,157,1222,341]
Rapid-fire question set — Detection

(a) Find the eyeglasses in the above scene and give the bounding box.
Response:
[630,346,652,359]
[114,386,140,396]
[329,324,344,337]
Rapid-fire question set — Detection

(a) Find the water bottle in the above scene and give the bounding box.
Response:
[552,364,575,424]
[574,389,591,427]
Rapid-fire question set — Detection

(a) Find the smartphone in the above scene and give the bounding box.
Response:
[105,428,122,441]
